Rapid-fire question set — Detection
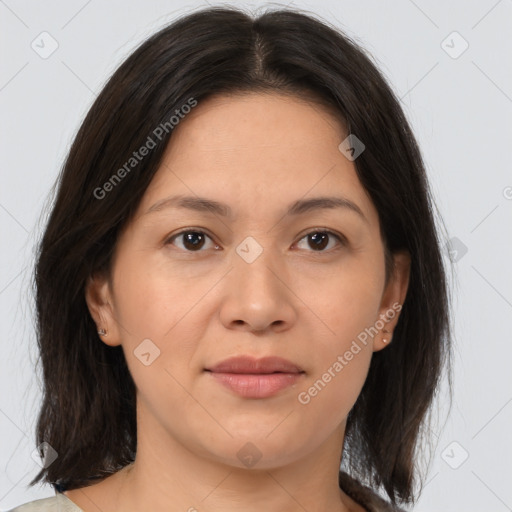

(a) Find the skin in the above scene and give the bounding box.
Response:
[66,92,410,512]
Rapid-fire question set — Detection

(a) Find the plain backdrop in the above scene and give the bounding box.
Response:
[1,1,511,511]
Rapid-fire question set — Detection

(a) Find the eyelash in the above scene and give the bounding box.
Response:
[164,228,347,254]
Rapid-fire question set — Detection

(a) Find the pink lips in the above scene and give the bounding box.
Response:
[205,356,305,398]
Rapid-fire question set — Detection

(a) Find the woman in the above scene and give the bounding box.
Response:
[9,5,451,512]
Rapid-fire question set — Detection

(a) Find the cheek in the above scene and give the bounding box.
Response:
[109,255,203,398]
[294,314,374,438]
[111,249,194,338]
[297,254,384,349]
[291,259,383,419]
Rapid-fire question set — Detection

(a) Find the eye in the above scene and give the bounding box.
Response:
[164,228,346,253]
[164,229,220,252]
[294,229,346,253]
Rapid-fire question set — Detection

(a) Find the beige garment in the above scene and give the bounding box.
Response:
[6,493,83,512]
[9,472,408,512]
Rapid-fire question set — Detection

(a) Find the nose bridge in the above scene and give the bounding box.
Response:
[219,234,295,331]
[232,234,283,297]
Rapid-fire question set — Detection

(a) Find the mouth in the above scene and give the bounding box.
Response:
[205,371,305,398]
[204,356,305,398]
[205,355,304,374]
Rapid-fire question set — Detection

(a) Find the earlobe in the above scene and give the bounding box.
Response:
[85,273,122,347]
[373,250,411,351]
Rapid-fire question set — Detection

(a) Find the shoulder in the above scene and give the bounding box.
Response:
[6,493,84,512]
[339,471,408,512]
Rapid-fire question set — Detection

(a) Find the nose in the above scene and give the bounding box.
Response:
[218,245,297,334]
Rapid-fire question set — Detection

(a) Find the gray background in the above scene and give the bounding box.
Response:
[1,1,511,511]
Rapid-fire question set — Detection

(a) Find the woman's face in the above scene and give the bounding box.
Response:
[87,92,409,470]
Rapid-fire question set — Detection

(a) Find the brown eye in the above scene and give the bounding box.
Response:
[165,230,218,252]
[295,230,345,252]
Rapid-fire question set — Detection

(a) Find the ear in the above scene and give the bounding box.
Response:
[85,272,122,347]
[373,250,410,352]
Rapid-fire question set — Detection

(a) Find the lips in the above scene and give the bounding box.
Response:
[205,355,304,374]
[205,356,305,398]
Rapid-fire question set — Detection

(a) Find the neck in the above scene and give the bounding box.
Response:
[113,410,359,511]
[65,400,364,512]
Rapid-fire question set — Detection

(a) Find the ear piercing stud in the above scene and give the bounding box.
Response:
[98,328,107,336]
[382,329,390,343]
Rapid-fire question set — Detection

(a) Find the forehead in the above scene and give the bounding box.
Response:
[136,92,377,226]
[167,92,346,155]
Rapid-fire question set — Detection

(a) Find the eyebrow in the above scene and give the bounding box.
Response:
[144,194,368,223]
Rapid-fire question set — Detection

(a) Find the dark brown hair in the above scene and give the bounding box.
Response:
[30,5,452,507]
